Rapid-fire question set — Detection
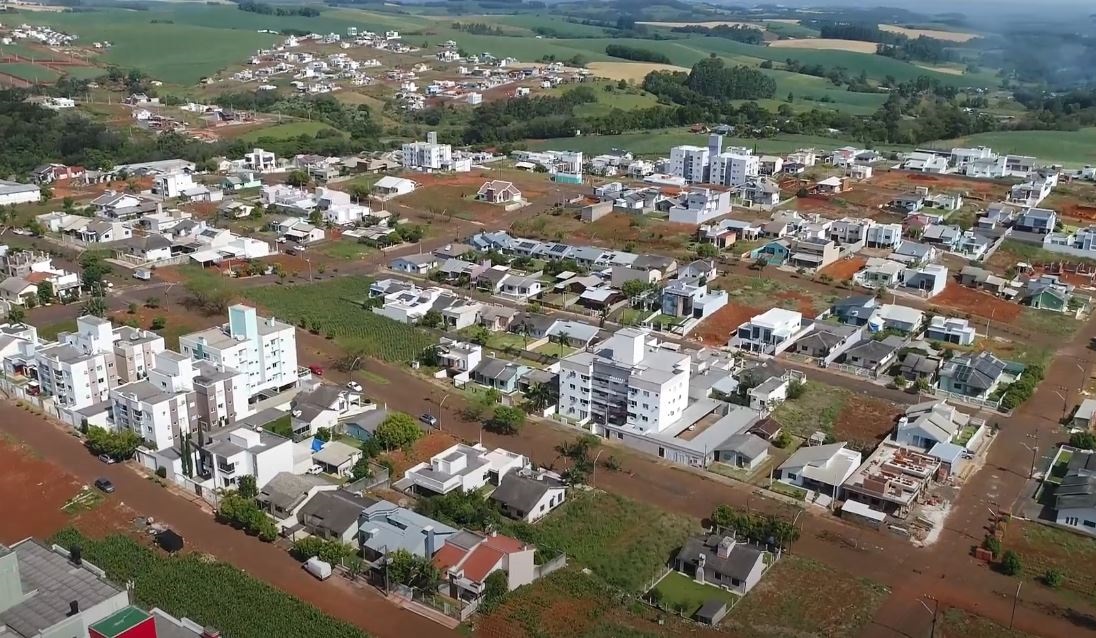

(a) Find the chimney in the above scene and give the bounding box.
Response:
[423,526,436,557]
[717,536,735,559]
[70,546,82,566]
[67,600,80,617]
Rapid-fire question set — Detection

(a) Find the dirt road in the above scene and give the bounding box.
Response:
[0,402,457,638]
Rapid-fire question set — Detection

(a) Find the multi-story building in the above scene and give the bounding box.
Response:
[731,308,804,354]
[709,152,759,187]
[35,315,117,411]
[194,421,294,490]
[110,360,197,452]
[668,145,710,183]
[667,188,732,225]
[402,131,453,170]
[179,305,298,399]
[111,326,165,384]
[192,360,251,429]
[558,328,690,433]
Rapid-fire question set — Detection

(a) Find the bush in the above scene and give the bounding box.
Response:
[773,431,791,449]
[983,535,1002,558]
[486,405,525,435]
[155,466,167,479]
[1000,549,1022,576]
[150,316,167,330]
[373,413,422,449]
[1070,431,1096,450]
[786,380,805,400]
[1044,568,1064,588]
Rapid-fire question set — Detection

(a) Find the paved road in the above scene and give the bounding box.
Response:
[0,401,457,638]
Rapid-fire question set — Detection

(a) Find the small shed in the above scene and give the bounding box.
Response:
[155,528,185,553]
[840,499,886,529]
[695,599,730,626]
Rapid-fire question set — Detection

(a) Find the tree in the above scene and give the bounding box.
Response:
[85,426,142,460]
[1069,431,1096,450]
[150,316,167,330]
[469,326,491,346]
[416,489,499,529]
[524,381,553,412]
[487,405,525,435]
[621,279,651,305]
[913,376,931,393]
[555,330,570,358]
[286,170,310,188]
[36,281,54,305]
[695,242,719,258]
[480,570,509,613]
[145,296,161,308]
[1000,549,1023,576]
[892,375,908,390]
[315,427,332,442]
[420,309,443,329]
[373,412,422,450]
[350,456,374,481]
[128,302,138,314]
[386,549,440,589]
[1044,568,1064,588]
[238,474,258,499]
[39,185,53,201]
[786,380,805,400]
[80,253,112,292]
[6,306,25,324]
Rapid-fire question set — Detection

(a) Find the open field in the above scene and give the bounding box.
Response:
[773,381,899,449]
[531,129,910,157]
[586,61,689,81]
[1004,520,1096,604]
[931,129,1096,168]
[715,274,834,317]
[237,120,340,143]
[506,491,699,592]
[938,608,1035,638]
[819,256,867,281]
[768,38,880,53]
[879,24,979,42]
[723,556,889,637]
[243,277,436,363]
[934,284,1023,324]
[512,209,697,257]
[0,62,61,83]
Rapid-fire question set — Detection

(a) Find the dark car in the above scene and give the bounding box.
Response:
[94,478,115,493]
[419,413,439,427]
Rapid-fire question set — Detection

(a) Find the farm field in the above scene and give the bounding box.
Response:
[585,61,689,81]
[772,380,901,449]
[530,129,910,156]
[0,62,61,83]
[243,276,436,363]
[931,129,1096,168]
[505,491,699,592]
[879,24,979,42]
[721,555,889,638]
[769,38,880,53]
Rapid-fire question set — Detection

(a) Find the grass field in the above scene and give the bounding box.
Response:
[931,129,1096,168]
[530,129,910,156]
[769,38,879,53]
[243,277,435,363]
[238,120,342,143]
[651,571,738,617]
[1005,520,1096,603]
[724,556,889,637]
[505,490,699,592]
[0,62,61,83]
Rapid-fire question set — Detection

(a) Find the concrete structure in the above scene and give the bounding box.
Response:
[709,152,758,187]
[731,308,803,355]
[400,443,528,496]
[0,180,41,206]
[668,145,710,183]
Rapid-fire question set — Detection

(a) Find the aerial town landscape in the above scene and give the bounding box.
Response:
[2,0,1096,637]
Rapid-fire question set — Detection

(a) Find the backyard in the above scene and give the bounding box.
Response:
[649,570,738,617]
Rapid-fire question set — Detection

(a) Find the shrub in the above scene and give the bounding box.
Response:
[1044,568,1064,588]
[1000,549,1022,576]
[1070,431,1096,450]
[155,466,167,479]
[982,535,1001,559]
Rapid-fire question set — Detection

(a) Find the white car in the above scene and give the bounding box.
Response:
[306,465,324,475]
[346,381,362,392]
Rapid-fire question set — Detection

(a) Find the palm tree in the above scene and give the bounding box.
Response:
[525,382,552,411]
[555,330,570,358]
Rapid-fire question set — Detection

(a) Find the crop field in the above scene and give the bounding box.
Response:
[724,556,889,638]
[1004,520,1096,604]
[932,129,1096,168]
[769,38,880,53]
[0,62,61,83]
[243,277,435,363]
[50,529,369,638]
[765,70,889,114]
[505,491,699,592]
[879,24,979,42]
[585,61,689,81]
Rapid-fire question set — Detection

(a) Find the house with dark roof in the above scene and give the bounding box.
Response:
[470,357,529,394]
[830,295,877,326]
[792,323,859,359]
[713,433,770,471]
[938,351,1011,400]
[672,535,768,596]
[297,489,379,543]
[489,472,567,523]
[896,352,939,383]
[1055,452,1096,536]
[257,471,339,526]
[840,336,903,375]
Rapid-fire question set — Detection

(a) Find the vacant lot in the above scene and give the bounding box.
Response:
[938,608,1033,638]
[878,24,979,42]
[772,381,898,448]
[819,256,867,281]
[934,284,1023,324]
[512,210,697,257]
[717,274,833,316]
[933,128,1096,168]
[768,38,880,53]
[507,491,699,592]
[725,556,889,637]
[694,302,758,346]
[586,61,689,81]
[1005,520,1096,604]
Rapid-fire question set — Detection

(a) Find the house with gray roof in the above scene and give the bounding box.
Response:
[389,253,438,275]
[896,352,939,383]
[938,351,1012,400]
[290,381,366,438]
[358,500,458,561]
[0,539,130,638]
[490,471,567,523]
[713,433,770,471]
[1055,452,1096,536]
[471,357,529,394]
[258,471,339,525]
[777,442,862,496]
[673,535,768,596]
[840,336,903,375]
[792,323,858,359]
[298,489,379,543]
[312,440,363,477]
[893,401,971,451]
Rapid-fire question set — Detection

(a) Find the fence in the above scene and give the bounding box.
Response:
[344,462,391,492]
[933,388,1003,411]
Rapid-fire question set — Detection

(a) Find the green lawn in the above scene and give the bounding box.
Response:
[35,319,77,342]
[930,129,1096,168]
[530,130,910,157]
[1016,308,1082,339]
[504,491,700,592]
[0,62,60,83]
[314,240,377,261]
[772,381,846,438]
[651,571,738,617]
[238,121,342,143]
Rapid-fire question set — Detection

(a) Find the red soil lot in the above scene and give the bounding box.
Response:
[694,302,758,346]
[819,256,867,281]
[934,283,1022,323]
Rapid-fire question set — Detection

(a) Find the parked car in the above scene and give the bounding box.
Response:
[97,454,115,464]
[308,364,324,376]
[420,413,438,427]
[94,478,115,493]
[306,465,324,475]
[346,381,362,392]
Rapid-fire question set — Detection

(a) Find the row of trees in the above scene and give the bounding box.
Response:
[671,23,765,45]
[216,477,278,542]
[604,44,671,64]
[236,0,320,16]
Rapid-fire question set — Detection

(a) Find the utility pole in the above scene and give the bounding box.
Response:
[1010,581,1022,629]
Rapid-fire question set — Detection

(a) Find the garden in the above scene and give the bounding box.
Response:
[243,277,435,363]
[648,571,738,618]
[49,529,368,638]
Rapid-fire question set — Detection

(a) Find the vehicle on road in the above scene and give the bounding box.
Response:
[419,413,438,427]
[304,556,333,580]
[94,478,115,493]
[97,454,115,464]
[308,364,324,376]
[347,381,362,392]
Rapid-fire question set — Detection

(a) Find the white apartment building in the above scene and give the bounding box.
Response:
[35,315,117,411]
[194,422,294,489]
[731,308,803,355]
[110,351,198,451]
[179,304,298,399]
[668,145,710,184]
[112,326,165,384]
[558,328,690,434]
[402,131,453,170]
[668,188,733,225]
[192,360,252,429]
[709,152,759,187]
[151,172,198,199]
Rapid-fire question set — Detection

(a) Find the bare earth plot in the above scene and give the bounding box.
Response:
[586,61,689,81]
[768,38,880,53]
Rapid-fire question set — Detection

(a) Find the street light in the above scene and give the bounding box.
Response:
[916,596,939,638]
[1020,442,1038,479]
[590,448,605,486]
[438,393,451,432]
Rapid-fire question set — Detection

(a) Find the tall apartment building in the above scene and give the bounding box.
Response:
[112,326,165,384]
[192,360,251,429]
[35,315,117,410]
[668,145,710,183]
[709,152,759,187]
[558,328,691,434]
[402,131,452,170]
[179,304,298,399]
[110,350,197,451]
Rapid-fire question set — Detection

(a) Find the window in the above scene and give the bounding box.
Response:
[1085,520,1096,529]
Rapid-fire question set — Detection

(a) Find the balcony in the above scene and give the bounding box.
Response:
[217,461,236,475]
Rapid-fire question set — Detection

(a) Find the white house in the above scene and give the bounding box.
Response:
[489,471,567,523]
[244,147,278,172]
[924,316,976,346]
[0,180,41,206]
[893,400,970,451]
[193,421,295,489]
[731,308,803,355]
[400,443,528,496]
[373,176,417,199]
[777,442,862,497]
[668,188,732,225]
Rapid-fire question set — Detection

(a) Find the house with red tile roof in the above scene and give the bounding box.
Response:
[431,530,536,601]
